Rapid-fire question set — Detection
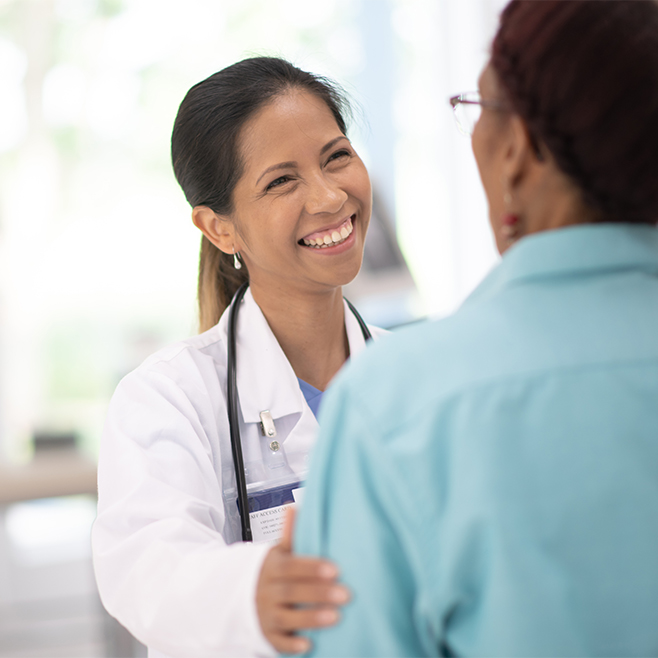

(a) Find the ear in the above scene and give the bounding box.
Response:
[502,114,543,189]
[192,206,236,255]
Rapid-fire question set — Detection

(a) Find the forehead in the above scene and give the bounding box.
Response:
[237,90,342,170]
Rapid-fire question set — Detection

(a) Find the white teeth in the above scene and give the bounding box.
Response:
[301,217,355,249]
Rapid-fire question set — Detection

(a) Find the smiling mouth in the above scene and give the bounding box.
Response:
[298,215,354,249]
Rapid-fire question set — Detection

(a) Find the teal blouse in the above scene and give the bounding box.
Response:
[295,224,658,657]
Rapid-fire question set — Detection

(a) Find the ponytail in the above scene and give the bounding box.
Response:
[198,236,249,333]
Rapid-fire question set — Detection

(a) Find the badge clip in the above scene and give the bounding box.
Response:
[259,410,277,438]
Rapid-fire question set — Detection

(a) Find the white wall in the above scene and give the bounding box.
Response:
[0,0,511,459]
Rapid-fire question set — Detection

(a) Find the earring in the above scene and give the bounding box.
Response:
[500,212,520,242]
[500,187,521,244]
[233,248,242,270]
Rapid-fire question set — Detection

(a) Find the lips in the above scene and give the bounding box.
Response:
[299,215,354,249]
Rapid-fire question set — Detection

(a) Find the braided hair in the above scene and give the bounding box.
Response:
[492,0,658,225]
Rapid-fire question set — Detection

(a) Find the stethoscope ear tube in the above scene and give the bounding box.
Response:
[227,281,253,542]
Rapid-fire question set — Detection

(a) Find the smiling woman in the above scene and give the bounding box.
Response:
[91,57,386,658]
[193,89,372,329]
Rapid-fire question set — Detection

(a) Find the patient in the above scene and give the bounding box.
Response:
[294,1,658,655]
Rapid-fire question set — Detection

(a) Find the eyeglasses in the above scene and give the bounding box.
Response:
[449,92,507,136]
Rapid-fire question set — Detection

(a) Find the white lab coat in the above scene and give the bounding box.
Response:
[92,289,385,658]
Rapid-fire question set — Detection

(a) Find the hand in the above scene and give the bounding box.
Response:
[256,506,350,654]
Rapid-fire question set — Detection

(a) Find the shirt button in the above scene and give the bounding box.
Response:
[269,441,280,452]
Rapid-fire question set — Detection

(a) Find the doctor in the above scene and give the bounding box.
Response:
[92,57,385,658]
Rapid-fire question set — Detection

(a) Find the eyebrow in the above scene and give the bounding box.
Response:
[255,136,349,186]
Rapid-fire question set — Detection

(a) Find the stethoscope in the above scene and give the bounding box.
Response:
[227,281,372,542]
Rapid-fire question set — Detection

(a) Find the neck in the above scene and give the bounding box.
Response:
[528,190,594,233]
[250,282,349,391]
[519,157,598,236]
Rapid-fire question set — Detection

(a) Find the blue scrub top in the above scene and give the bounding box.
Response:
[297,378,324,418]
[295,224,658,657]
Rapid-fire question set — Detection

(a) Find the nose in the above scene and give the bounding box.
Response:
[304,173,348,215]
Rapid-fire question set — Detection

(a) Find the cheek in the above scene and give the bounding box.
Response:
[472,120,502,218]
[351,161,372,212]
[471,119,489,185]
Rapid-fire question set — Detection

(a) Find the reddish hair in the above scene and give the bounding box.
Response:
[492,0,658,225]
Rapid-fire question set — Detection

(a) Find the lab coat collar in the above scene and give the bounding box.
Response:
[219,288,370,424]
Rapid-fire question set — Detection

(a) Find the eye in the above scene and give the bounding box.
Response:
[266,175,292,191]
[326,148,351,164]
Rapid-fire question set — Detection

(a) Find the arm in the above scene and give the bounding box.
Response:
[294,381,437,657]
[92,369,275,657]
[92,366,350,657]
[257,507,350,655]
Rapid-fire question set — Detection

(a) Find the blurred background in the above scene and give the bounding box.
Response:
[0,0,506,655]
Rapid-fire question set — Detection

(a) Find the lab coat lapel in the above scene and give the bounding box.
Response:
[233,289,304,424]
[228,292,369,469]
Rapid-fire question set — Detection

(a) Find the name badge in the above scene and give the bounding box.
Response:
[239,481,305,545]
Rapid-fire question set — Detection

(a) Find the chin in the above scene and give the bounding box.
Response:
[330,258,365,289]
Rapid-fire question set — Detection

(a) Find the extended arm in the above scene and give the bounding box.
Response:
[92,370,274,657]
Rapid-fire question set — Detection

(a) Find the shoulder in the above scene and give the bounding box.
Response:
[344,301,506,389]
[114,323,229,407]
[328,298,525,437]
[140,323,226,370]
[368,325,390,340]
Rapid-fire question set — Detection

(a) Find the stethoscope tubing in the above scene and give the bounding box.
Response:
[227,282,372,542]
[227,282,253,542]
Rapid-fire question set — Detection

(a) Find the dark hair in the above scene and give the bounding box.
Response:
[171,57,351,331]
[492,0,658,225]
